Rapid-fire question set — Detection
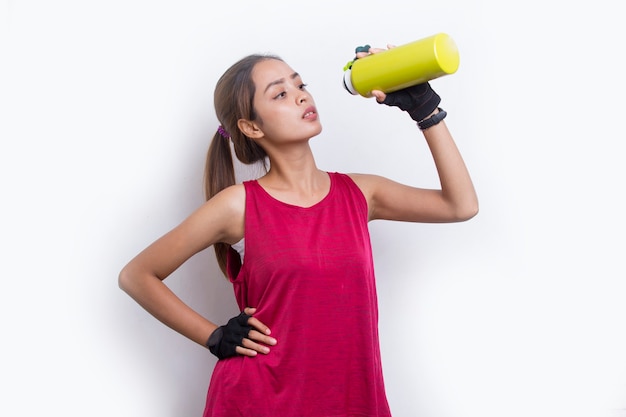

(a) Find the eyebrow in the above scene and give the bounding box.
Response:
[264,72,300,93]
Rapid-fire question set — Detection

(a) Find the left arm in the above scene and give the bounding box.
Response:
[348,46,478,223]
[350,110,478,223]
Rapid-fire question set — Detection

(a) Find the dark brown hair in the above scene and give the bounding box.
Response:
[204,54,281,276]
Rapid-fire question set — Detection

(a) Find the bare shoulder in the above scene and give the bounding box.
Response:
[203,183,245,237]
[178,183,246,247]
[208,183,246,214]
[346,173,387,201]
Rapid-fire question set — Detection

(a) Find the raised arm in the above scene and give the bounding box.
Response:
[348,48,478,223]
[352,110,478,223]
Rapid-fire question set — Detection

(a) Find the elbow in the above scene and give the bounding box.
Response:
[118,265,133,294]
[456,200,479,222]
[118,262,163,296]
[445,193,479,222]
[460,207,479,222]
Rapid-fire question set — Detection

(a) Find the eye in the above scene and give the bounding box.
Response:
[299,83,308,90]
[273,91,287,99]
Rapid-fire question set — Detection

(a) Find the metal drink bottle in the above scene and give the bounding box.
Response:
[343,33,460,97]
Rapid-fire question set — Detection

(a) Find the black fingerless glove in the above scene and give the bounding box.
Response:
[205,312,252,360]
[381,82,441,123]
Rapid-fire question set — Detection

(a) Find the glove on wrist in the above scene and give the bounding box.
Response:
[206,312,252,360]
[381,82,441,122]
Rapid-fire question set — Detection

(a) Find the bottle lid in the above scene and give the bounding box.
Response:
[342,69,358,95]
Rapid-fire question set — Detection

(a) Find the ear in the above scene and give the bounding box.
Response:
[237,119,264,140]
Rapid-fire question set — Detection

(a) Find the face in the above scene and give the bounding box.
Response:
[247,59,322,144]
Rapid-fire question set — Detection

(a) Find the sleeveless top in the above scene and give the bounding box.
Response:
[203,172,392,417]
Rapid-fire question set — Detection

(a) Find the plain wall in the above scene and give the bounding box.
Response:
[2,1,625,416]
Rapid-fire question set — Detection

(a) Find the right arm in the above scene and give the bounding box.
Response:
[118,185,275,355]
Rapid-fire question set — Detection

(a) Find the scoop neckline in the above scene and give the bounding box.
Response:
[252,172,335,210]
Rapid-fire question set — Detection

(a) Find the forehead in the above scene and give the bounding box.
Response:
[252,59,298,88]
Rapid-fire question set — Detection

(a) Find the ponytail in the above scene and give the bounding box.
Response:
[204,126,267,277]
[204,54,281,277]
[204,130,236,278]
[204,131,236,201]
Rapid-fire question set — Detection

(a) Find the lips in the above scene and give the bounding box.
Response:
[302,106,317,120]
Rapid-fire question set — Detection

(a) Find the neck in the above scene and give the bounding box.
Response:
[258,144,329,205]
[264,145,322,187]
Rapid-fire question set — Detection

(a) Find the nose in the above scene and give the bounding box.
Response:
[297,91,308,104]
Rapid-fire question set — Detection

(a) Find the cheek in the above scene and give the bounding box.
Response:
[260,107,291,128]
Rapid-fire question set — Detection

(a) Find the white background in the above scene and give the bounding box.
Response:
[2,1,625,416]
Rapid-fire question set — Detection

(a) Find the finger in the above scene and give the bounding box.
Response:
[243,307,256,315]
[371,90,386,102]
[248,329,277,346]
[235,345,259,357]
[247,316,272,335]
[241,337,272,354]
[355,47,386,59]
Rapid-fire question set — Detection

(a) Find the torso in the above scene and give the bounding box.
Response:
[203,172,392,417]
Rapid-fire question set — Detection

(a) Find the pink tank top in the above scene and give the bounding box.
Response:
[203,172,392,417]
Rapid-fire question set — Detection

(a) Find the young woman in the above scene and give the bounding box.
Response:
[119,48,478,416]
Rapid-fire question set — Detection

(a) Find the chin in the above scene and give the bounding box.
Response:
[311,122,323,137]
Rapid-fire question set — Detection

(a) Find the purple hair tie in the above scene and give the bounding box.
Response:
[217,125,231,139]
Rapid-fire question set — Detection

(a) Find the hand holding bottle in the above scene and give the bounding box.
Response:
[355,45,442,124]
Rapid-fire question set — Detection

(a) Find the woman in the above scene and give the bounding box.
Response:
[119,48,478,416]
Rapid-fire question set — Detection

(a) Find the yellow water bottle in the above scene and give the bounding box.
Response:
[343,33,460,97]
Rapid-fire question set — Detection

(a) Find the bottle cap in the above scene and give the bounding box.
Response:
[342,69,358,95]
